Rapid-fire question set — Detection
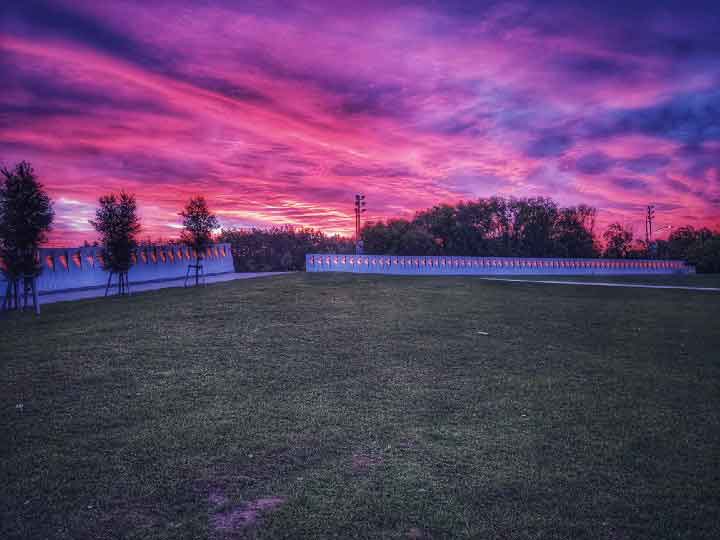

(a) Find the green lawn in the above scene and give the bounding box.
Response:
[2,274,719,539]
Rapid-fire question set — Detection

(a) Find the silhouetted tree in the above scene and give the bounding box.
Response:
[0,161,54,311]
[553,205,598,258]
[413,204,459,253]
[90,191,141,295]
[362,219,437,255]
[602,223,633,258]
[667,226,720,272]
[668,226,703,260]
[453,199,497,255]
[689,233,720,273]
[180,196,219,285]
[513,197,559,256]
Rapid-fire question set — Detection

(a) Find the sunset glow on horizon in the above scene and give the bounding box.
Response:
[2,0,719,246]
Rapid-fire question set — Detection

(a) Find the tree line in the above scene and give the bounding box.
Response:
[216,197,718,273]
[362,198,598,258]
[218,226,353,272]
[360,197,719,272]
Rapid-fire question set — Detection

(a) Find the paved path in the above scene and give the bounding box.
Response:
[479,277,720,292]
[39,272,290,305]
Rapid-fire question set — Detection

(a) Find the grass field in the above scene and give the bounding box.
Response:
[2,274,720,539]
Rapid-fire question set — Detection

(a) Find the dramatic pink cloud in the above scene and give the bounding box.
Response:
[2,0,719,245]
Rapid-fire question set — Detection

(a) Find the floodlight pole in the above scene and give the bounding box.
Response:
[354,194,366,254]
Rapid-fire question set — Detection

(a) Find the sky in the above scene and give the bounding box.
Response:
[2,0,720,246]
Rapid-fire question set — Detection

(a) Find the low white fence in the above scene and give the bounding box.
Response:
[306,253,694,275]
[1,243,234,294]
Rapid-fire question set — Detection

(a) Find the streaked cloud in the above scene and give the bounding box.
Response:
[1,0,718,245]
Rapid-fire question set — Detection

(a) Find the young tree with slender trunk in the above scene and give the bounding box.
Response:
[90,192,141,296]
[180,196,219,286]
[0,161,54,312]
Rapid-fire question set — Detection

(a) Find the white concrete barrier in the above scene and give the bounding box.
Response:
[1,243,234,295]
[305,254,695,276]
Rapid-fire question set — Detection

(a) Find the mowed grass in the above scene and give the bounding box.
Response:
[2,273,719,539]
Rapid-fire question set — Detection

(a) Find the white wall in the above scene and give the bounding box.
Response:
[306,254,695,275]
[1,243,234,295]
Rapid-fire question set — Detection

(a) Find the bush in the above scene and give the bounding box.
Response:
[218,226,353,271]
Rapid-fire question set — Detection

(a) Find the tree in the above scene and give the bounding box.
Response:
[668,226,702,260]
[513,197,559,257]
[553,206,598,258]
[180,196,219,285]
[602,223,633,258]
[454,200,497,255]
[688,233,720,273]
[667,226,720,272]
[413,204,460,253]
[90,191,141,295]
[0,161,54,311]
[362,219,437,255]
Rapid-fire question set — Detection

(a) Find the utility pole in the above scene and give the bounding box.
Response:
[645,204,655,257]
[354,194,366,254]
[645,204,655,246]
